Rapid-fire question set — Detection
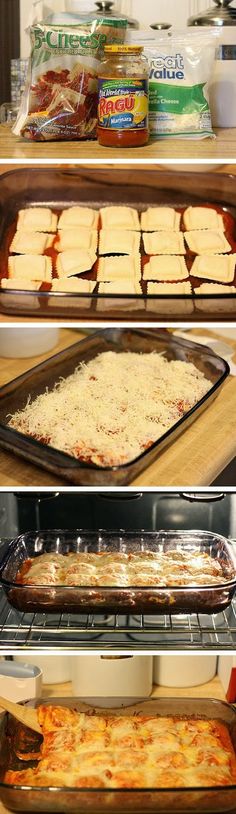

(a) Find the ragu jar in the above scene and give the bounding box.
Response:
[97,45,149,147]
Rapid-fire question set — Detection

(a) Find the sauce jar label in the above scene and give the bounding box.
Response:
[98,78,148,130]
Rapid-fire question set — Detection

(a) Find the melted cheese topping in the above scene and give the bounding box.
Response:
[17,549,225,588]
[8,351,210,467]
[5,706,236,790]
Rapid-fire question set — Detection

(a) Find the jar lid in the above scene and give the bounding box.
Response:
[104,44,143,53]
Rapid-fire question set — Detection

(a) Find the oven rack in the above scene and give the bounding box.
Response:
[1,588,236,649]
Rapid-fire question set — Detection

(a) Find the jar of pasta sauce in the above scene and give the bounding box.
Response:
[98,45,149,147]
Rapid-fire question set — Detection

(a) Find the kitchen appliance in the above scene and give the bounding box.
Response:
[14,656,71,685]
[0,492,235,650]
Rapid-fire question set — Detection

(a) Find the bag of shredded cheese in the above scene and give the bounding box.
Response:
[144,31,218,139]
[14,16,127,141]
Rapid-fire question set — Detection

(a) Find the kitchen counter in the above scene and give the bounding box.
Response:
[0,676,230,814]
[0,124,236,159]
[0,327,235,487]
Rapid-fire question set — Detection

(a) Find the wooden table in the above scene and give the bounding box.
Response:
[0,675,230,814]
[1,124,236,159]
[0,327,235,487]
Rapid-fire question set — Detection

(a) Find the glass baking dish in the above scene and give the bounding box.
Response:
[0,329,229,486]
[1,697,236,813]
[1,167,236,322]
[0,529,236,615]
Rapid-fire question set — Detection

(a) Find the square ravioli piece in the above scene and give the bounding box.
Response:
[55,230,98,253]
[99,281,142,294]
[17,208,58,233]
[99,230,140,256]
[97,255,141,282]
[191,254,236,283]
[147,281,192,295]
[194,283,236,295]
[183,206,224,232]
[8,255,52,282]
[10,231,54,256]
[58,207,98,230]
[185,230,231,255]
[56,250,97,278]
[100,206,140,231]
[143,256,188,281]
[143,232,185,255]
[141,207,181,232]
[1,278,41,290]
[51,278,96,293]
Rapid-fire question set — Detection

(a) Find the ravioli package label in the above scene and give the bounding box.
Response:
[145,32,218,140]
[14,17,127,142]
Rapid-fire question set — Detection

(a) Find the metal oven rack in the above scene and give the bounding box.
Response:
[1,587,236,649]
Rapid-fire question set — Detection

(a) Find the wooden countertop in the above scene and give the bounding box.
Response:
[0,327,235,487]
[1,124,236,159]
[0,676,230,814]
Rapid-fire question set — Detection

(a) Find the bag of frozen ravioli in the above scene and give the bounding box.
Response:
[14,16,127,141]
[145,31,218,139]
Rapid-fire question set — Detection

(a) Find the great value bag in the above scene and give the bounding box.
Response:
[14,16,127,141]
[145,31,218,139]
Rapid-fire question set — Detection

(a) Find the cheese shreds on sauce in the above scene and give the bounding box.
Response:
[8,351,211,467]
[5,705,236,790]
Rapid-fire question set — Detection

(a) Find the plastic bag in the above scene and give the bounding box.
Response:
[144,31,219,139]
[14,16,127,141]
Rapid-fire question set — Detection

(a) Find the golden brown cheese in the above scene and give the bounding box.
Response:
[16,549,225,588]
[5,706,236,790]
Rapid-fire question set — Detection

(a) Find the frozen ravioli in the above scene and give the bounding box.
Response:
[56,250,96,278]
[143,256,189,281]
[55,230,98,253]
[58,207,99,230]
[99,230,140,256]
[98,281,142,294]
[143,232,186,255]
[191,255,236,283]
[194,283,236,295]
[141,207,181,232]
[100,206,140,231]
[8,255,52,282]
[183,206,224,232]
[10,231,54,256]
[1,278,42,290]
[51,278,96,293]
[147,281,192,294]
[97,255,141,282]
[185,231,231,255]
[17,208,57,233]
